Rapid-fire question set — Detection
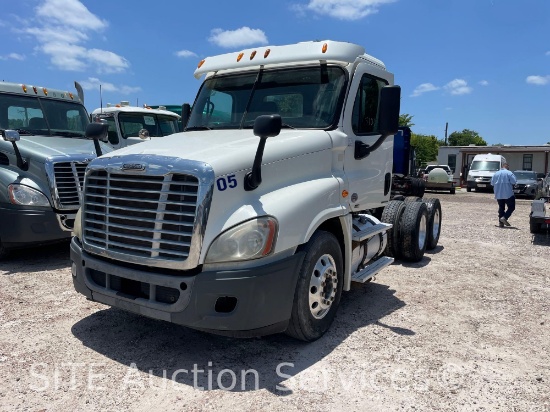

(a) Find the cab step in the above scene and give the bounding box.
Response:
[352,222,392,242]
[351,256,394,283]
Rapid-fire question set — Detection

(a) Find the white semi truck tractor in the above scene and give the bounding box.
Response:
[71,40,441,341]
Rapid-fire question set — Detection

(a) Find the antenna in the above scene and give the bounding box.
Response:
[444,122,448,145]
[100,84,103,114]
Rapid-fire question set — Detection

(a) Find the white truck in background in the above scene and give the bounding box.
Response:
[91,102,181,150]
[71,40,442,341]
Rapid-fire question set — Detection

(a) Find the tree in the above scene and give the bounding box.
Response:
[399,113,415,128]
[447,129,487,146]
[411,133,440,166]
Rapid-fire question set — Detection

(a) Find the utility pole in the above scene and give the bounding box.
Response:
[444,122,448,145]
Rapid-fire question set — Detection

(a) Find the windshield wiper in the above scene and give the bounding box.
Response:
[281,123,296,129]
[55,131,86,138]
[185,126,212,131]
[15,129,34,135]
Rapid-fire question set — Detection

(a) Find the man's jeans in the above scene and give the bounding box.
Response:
[497,196,515,219]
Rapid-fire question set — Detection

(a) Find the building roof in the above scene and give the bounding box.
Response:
[440,145,550,153]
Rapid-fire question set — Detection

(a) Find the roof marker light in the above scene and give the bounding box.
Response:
[197,59,205,69]
[264,49,271,58]
[322,43,328,53]
[237,52,244,62]
[32,86,38,94]
[68,92,74,100]
[250,50,257,60]
[21,85,27,93]
[42,88,48,96]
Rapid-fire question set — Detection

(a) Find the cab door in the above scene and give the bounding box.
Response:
[342,63,394,210]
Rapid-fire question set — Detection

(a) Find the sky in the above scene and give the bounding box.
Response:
[1,0,549,145]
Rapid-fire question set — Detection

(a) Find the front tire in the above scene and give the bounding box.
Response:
[286,231,343,341]
[0,239,10,261]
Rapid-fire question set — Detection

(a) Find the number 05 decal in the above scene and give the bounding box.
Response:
[216,174,237,191]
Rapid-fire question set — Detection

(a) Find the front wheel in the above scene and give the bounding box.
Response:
[0,239,10,261]
[286,231,343,342]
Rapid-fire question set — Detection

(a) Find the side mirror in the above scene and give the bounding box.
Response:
[85,122,109,143]
[244,115,281,191]
[85,122,109,157]
[378,85,401,136]
[1,129,21,142]
[253,114,282,138]
[181,103,191,130]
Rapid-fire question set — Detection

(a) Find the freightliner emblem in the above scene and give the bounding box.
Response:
[121,163,146,171]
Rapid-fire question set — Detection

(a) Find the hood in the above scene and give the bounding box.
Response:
[0,135,112,163]
[101,129,332,175]
[515,178,536,185]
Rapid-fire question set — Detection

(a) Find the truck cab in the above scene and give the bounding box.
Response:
[70,41,439,341]
[91,102,181,150]
[0,81,112,258]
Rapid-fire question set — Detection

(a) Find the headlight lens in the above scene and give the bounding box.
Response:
[8,184,50,207]
[73,208,82,240]
[205,217,278,263]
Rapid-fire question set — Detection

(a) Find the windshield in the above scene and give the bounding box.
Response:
[514,171,536,180]
[186,65,347,130]
[97,112,180,139]
[470,160,500,171]
[0,93,89,137]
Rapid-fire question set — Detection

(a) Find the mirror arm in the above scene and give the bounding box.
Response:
[354,133,390,160]
[93,138,103,157]
[244,137,267,191]
[11,141,28,171]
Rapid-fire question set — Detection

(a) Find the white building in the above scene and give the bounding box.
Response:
[437,145,550,185]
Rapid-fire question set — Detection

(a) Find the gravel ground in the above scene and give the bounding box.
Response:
[1,190,549,412]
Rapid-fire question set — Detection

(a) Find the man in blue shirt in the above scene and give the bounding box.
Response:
[491,163,517,227]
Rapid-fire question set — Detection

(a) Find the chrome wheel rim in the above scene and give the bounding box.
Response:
[418,214,427,249]
[309,254,338,319]
[432,209,441,240]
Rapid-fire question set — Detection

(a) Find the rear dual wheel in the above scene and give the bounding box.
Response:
[399,201,429,262]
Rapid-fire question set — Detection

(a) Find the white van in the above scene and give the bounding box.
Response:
[466,153,507,192]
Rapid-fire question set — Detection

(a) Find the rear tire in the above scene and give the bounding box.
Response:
[399,201,428,262]
[450,186,456,194]
[421,198,442,250]
[380,200,406,258]
[530,220,542,234]
[286,231,343,341]
[0,239,10,261]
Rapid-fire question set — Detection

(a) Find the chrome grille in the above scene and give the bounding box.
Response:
[83,171,199,262]
[53,161,88,208]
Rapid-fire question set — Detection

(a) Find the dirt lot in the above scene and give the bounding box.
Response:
[1,190,549,411]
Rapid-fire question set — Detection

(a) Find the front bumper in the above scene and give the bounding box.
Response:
[70,238,305,337]
[0,203,70,249]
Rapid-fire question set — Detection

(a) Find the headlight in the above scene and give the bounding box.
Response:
[8,184,50,207]
[205,217,278,263]
[73,208,82,240]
